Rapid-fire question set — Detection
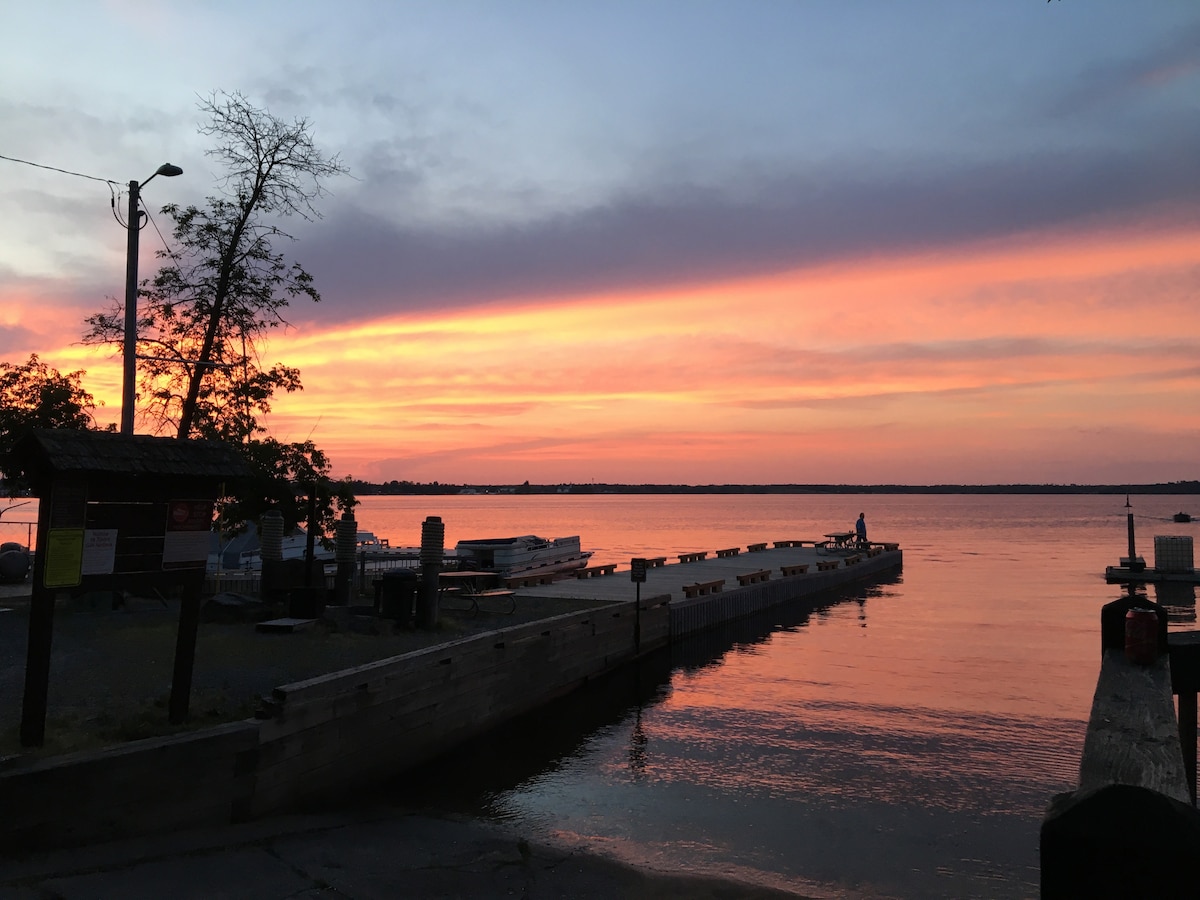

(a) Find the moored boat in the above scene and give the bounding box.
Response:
[453,535,592,577]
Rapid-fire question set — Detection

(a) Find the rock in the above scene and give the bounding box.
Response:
[0,549,30,584]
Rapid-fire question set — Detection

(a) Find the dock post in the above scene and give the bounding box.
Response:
[418,516,444,628]
[1169,630,1200,806]
[334,509,356,605]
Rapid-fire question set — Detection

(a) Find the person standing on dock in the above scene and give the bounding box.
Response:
[855,512,867,545]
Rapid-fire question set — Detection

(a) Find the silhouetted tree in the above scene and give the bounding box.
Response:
[83,90,347,442]
[0,354,100,492]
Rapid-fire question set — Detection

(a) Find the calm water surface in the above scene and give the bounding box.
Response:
[355,493,1199,899]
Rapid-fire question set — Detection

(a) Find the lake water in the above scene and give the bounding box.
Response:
[352,492,1198,900]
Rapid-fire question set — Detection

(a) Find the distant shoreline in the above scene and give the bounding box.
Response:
[346,481,1200,496]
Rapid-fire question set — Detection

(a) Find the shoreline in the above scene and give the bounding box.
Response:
[0,804,814,898]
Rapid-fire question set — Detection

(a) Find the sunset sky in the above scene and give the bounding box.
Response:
[2,2,1199,485]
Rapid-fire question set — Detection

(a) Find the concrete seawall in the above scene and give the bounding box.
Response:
[1,544,900,851]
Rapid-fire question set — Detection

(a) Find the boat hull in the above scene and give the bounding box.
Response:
[453,535,592,577]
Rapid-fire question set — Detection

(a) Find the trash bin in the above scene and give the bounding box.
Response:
[288,585,326,618]
[379,569,418,623]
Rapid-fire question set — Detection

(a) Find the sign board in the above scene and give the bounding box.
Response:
[630,557,647,583]
[163,500,214,569]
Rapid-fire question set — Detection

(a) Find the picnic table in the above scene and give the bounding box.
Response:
[438,571,516,615]
[821,532,859,552]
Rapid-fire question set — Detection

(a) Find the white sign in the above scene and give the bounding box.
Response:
[80,529,118,576]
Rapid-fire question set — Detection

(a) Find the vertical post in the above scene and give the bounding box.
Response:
[120,179,140,435]
[334,509,356,606]
[19,504,55,747]
[168,580,202,724]
[418,516,444,628]
[630,558,647,655]
[1127,502,1136,562]
[635,582,642,653]
[304,485,317,588]
[1180,690,1197,806]
[259,509,284,601]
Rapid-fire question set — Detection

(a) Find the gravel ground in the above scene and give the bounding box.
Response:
[0,582,609,758]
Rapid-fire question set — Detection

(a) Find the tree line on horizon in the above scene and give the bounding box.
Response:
[346,479,1200,496]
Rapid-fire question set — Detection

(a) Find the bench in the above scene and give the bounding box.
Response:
[736,570,771,586]
[844,555,861,565]
[575,564,617,579]
[773,540,794,548]
[816,559,840,571]
[715,547,740,558]
[780,564,809,577]
[645,556,667,567]
[866,547,882,557]
[678,552,708,563]
[879,542,900,552]
[682,579,725,599]
[747,542,768,553]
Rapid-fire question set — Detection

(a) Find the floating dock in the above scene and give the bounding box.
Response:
[507,541,902,637]
[1105,532,1200,585]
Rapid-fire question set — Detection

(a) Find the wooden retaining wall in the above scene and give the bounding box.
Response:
[0,595,671,850]
[670,550,898,638]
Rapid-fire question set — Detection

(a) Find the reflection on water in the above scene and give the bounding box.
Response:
[366,495,1200,898]
[1155,582,1197,624]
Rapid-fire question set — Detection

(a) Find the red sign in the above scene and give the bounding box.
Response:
[166,500,214,532]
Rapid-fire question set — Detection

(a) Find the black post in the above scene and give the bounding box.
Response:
[19,505,55,747]
[1170,630,1200,807]
[304,485,317,588]
[635,582,642,653]
[1181,691,1197,807]
[120,179,141,435]
[334,509,356,606]
[418,516,444,628]
[168,580,202,724]
[1127,499,1136,561]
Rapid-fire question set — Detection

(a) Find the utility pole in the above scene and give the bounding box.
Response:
[120,164,182,434]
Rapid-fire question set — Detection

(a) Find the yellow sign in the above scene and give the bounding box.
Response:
[43,528,84,588]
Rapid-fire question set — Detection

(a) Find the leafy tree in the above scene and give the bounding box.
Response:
[215,437,356,543]
[83,90,347,442]
[0,354,99,493]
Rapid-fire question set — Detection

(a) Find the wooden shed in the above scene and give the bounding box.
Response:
[13,429,251,744]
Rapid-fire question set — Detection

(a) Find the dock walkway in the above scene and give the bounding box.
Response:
[511,543,901,637]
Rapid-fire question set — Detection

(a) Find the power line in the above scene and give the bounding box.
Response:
[0,152,117,186]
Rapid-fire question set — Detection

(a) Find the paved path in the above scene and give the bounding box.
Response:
[0,806,807,899]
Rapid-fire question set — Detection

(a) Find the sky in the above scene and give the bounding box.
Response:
[2,1,1199,486]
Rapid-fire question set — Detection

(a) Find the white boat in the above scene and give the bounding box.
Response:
[453,535,592,577]
[210,526,336,573]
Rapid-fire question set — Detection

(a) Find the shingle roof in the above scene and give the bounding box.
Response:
[15,429,251,479]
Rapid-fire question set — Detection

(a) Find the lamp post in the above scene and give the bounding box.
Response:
[121,162,183,435]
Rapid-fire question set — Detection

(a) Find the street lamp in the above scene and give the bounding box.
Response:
[121,162,183,435]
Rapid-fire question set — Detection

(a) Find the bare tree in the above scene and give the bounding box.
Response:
[84,91,347,441]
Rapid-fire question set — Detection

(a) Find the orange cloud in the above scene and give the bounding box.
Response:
[6,218,1200,483]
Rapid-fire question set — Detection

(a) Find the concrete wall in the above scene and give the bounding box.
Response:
[0,595,671,850]
[670,549,899,637]
[251,596,671,815]
[0,721,258,851]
